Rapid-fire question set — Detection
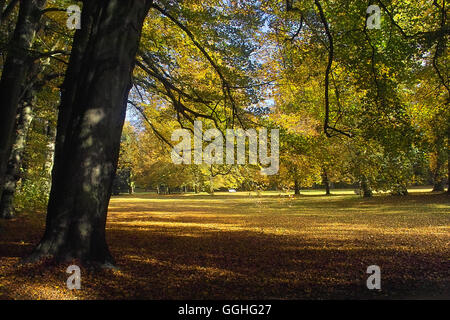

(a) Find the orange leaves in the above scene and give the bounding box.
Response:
[0,192,449,299]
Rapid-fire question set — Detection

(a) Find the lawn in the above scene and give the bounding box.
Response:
[0,190,449,299]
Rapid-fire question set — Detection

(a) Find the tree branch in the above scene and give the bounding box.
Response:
[0,0,19,24]
[127,99,174,149]
[150,2,242,127]
[314,0,352,138]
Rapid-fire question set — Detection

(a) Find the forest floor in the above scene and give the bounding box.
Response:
[0,189,449,299]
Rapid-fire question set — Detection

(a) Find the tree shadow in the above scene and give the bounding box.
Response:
[0,193,448,299]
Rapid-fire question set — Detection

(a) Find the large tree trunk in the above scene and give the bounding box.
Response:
[0,0,46,195]
[0,94,34,219]
[27,0,152,267]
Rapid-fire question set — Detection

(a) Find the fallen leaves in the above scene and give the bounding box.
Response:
[0,192,449,299]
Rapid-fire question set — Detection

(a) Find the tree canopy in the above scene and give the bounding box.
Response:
[0,0,448,265]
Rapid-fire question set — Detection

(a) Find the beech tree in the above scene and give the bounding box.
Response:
[23,0,263,265]
[27,0,153,266]
[0,0,47,197]
[0,0,443,267]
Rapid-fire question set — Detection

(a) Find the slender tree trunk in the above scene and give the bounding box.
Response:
[294,179,300,195]
[444,124,450,195]
[209,175,214,194]
[27,0,152,266]
[325,180,331,195]
[0,96,34,219]
[42,123,57,177]
[322,169,331,195]
[432,149,445,192]
[447,126,450,195]
[0,0,46,195]
[361,176,372,197]
[0,41,51,219]
[432,177,445,192]
[41,121,57,191]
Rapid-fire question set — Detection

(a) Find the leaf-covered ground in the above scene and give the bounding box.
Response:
[0,190,449,299]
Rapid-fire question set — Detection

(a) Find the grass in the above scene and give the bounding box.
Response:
[0,189,449,299]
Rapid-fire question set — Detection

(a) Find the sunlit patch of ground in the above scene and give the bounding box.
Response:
[0,189,449,299]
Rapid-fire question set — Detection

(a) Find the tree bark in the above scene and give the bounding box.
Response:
[27,0,153,267]
[447,124,450,195]
[209,175,214,194]
[294,179,300,195]
[448,135,450,195]
[43,122,57,177]
[0,0,20,25]
[431,149,446,192]
[0,0,7,25]
[0,94,34,219]
[0,0,46,196]
[432,177,445,192]
[361,176,372,197]
[391,183,408,196]
[322,169,331,195]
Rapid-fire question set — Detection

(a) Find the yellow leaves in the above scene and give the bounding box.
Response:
[1,192,449,299]
[272,113,320,136]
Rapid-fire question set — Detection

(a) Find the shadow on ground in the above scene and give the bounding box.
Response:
[0,192,449,299]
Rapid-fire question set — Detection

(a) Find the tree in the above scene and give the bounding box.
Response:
[9,0,446,268]
[0,84,34,218]
[27,0,153,266]
[0,0,47,197]
[263,0,448,196]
